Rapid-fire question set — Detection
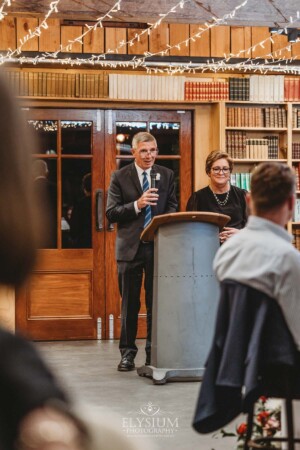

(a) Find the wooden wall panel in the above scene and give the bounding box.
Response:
[28,273,92,318]
[291,41,300,61]
[189,24,210,57]
[0,17,16,51]
[105,28,127,54]
[251,26,271,58]
[272,34,291,59]
[39,18,60,52]
[231,26,251,56]
[210,26,230,57]
[61,25,83,53]
[169,23,189,56]
[127,28,148,55]
[83,27,104,53]
[149,23,169,54]
[2,17,299,68]
[16,17,38,51]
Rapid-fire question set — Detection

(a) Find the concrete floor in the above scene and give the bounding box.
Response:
[37,339,241,450]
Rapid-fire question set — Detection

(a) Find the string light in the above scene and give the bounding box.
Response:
[1,0,249,69]
[1,0,300,76]
[0,1,61,65]
[42,0,189,61]
[0,0,11,22]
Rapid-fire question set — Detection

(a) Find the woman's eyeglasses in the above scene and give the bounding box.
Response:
[211,167,230,174]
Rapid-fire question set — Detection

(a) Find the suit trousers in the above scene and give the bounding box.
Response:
[117,242,154,359]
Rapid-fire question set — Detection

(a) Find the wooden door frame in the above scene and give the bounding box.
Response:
[16,108,106,340]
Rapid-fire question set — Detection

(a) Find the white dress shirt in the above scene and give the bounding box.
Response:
[134,163,151,215]
[214,215,300,349]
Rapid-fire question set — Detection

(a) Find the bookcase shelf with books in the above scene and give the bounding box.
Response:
[225,103,288,162]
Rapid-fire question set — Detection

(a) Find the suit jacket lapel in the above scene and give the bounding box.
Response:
[130,163,143,195]
[151,164,160,216]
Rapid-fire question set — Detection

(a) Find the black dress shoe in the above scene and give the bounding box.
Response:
[145,354,151,366]
[118,356,135,372]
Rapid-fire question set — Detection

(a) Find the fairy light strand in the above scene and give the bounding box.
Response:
[0,0,11,22]
[0,1,61,65]
[1,0,300,75]
[41,0,188,61]
[41,0,122,58]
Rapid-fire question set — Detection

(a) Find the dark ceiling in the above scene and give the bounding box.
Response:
[6,0,300,27]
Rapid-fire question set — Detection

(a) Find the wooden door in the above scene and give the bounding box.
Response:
[16,107,192,341]
[104,109,192,340]
[16,108,106,340]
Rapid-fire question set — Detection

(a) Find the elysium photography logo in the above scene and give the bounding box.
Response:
[122,401,179,438]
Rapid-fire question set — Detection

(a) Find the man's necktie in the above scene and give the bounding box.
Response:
[142,171,151,228]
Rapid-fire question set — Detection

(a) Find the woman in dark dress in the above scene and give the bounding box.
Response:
[186,150,248,243]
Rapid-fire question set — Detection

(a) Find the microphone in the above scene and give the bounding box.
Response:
[150,169,160,189]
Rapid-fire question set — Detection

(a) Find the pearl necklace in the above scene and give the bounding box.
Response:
[211,187,230,207]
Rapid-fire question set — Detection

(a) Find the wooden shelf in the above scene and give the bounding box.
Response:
[226,127,287,131]
[233,159,287,163]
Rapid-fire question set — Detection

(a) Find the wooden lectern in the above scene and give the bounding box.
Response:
[137,212,230,384]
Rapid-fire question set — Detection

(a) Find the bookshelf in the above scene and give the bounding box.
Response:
[5,67,300,247]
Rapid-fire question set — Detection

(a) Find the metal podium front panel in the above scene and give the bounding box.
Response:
[152,221,220,370]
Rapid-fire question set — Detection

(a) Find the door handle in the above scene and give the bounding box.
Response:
[95,189,104,231]
[105,192,114,232]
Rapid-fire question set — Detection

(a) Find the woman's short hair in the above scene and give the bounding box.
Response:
[251,162,295,213]
[0,74,38,286]
[132,132,157,150]
[205,150,233,175]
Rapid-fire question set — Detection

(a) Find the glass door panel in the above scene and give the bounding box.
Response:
[61,159,92,249]
[61,121,92,155]
[17,109,104,341]
[28,120,58,155]
[149,122,180,155]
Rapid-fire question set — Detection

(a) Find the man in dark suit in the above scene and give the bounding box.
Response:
[106,132,178,371]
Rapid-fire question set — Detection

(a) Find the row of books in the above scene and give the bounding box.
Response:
[220,76,286,102]
[230,172,251,191]
[292,227,300,250]
[109,74,185,101]
[3,70,109,98]
[285,79,300,102]
[184,81,229,100]
[2,69,300,103]
[226,106,287,128]
[293,164,300,194]
[292,143,300,159]
[294,198,300,221]
[226,131,279,159]
[228,76,300,102]
[229,78,249,101]
[292,108,300,128]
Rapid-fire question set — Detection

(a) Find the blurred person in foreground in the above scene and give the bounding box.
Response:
[0,74,87,450]
[214,162,300,349]
[186,150,248,243]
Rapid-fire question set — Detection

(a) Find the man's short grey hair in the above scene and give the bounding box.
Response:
[132,132,157,150]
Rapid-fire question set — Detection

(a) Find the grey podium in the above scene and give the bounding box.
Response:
[137,211,230,384]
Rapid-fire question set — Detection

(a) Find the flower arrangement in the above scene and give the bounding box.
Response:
[216,397,281,449]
